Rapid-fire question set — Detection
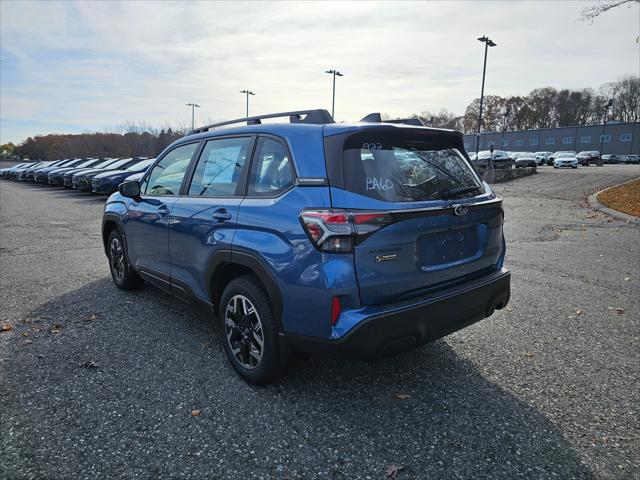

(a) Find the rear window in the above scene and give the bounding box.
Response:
[341,133,482,202]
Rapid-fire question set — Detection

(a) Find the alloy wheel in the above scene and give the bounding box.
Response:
[224,295,264,369]
[109,237,125,283]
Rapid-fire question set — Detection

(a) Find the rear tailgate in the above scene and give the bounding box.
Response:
[324,125,505,306]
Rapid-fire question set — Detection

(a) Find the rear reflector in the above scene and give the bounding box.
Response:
[330,296,342,326]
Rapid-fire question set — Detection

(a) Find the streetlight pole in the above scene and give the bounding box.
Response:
[598,98,613,166]
[239,90,255,118]
[185,103,200,131]
[324,69,343,119]
[475,36,497,160]
[501,107,510,149]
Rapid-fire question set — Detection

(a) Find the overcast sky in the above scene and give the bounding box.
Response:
[1,0,639,144]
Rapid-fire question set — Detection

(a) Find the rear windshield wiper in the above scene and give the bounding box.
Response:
[438,186,482,199]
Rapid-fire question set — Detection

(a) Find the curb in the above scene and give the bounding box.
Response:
[588,177,640,225]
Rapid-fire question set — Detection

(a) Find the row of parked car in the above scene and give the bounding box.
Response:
[0,156,155,193]
[470,149,639,169]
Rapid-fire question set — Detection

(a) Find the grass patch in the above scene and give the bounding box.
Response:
[597,178,640,218]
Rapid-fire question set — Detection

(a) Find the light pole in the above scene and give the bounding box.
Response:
[324,69,343,119]
[239,90,255,118]
[475,35,497,160]
[500,107,510,149]
[598,98,613,166]
[185,103,200,131]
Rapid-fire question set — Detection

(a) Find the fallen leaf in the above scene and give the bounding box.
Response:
[85,313,102,321]
[79,360,99,368]
[394,393,411,400]
[191,409,201,417]
[1,323,12,332]
[624,277,631,281]
[385,464,406,478]
[506,306,512,312]
[24,339,33,344]
[523,352,535,359]
[561,273,569,277]
[616,308,625,314]
[575,309,584,316]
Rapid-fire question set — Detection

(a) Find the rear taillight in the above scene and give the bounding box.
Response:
[300,209,393,253]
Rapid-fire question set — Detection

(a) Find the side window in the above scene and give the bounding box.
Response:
[188,137,251,197]
[142,143,197,196]
[248,137,294,196]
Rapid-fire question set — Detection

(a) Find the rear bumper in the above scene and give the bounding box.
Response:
[286,267,510,358]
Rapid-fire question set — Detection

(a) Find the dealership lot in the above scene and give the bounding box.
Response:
[1,165,638,479]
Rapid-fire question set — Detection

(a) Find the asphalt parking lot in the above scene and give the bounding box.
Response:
[1,165,639,480]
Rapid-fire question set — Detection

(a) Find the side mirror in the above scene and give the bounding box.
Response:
[118,180,141,198]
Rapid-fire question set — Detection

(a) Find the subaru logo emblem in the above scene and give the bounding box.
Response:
[453,205,469,216]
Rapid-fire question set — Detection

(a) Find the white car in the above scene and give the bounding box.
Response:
[535,151,553,166]
[553,153,578,169]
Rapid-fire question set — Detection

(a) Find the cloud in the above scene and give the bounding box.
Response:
[1,0,638,144]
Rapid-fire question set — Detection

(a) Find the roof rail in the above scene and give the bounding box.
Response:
[190,109,334,134]
[359,113,427,127]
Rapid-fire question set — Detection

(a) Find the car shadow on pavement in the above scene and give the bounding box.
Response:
[44,190,108,202]
[5,277,594,479]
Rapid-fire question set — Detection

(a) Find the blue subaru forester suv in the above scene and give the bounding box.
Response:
[102,109,510,385]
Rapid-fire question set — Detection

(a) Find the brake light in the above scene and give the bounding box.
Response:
[300,209,393,252]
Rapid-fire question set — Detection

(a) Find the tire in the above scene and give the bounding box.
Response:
[554,166,558,169]
[572,166,577,169]
[219,275,283,385]
[107,230,143,290]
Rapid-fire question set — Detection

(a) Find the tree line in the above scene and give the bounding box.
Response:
[4,124,185,161]
[413,75,639,134]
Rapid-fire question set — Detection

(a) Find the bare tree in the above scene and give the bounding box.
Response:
[610,76,640,122]
[579,0,639,22]
[418,108,459,128]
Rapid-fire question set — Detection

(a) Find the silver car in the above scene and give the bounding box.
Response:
[553,153,578,169]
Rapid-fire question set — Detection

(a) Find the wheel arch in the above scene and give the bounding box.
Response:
[207,250,284,331]
[102,213,126,256]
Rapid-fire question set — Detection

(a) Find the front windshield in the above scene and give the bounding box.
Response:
[76,159,100,168]
[103,158,132,170]
[126,159,154,171]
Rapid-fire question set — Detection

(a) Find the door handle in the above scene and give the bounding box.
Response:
[212,209,232,222]
[157,204,170,215]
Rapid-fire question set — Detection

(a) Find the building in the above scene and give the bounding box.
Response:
[463,122,640,155]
